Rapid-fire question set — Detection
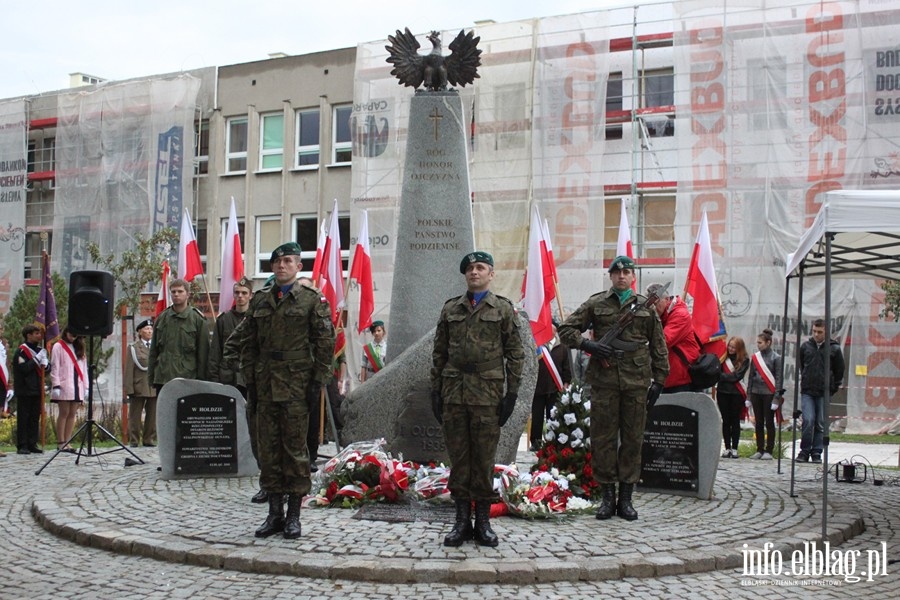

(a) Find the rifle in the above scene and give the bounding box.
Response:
[595,282,669,368]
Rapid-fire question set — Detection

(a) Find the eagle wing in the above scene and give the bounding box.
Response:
[385,28,425,89]
[445,29,482,88]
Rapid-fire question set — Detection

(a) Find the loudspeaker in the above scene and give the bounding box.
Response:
[69,270,115,337]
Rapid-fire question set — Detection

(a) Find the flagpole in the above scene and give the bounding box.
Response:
[196,271,217,324]
[38,234,48,448]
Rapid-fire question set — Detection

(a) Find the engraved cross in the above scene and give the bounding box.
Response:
[429,107,442,141]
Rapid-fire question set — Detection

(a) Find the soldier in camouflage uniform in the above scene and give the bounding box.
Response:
[148,278,209,389]
[558,256,668,522]
[238,242,334,540]
[431,251,525,547]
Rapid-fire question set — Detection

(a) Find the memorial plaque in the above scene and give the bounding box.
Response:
[353,502,455,524]
[175,393,239,475]
[640,404,699,492]
[391,382,449,464]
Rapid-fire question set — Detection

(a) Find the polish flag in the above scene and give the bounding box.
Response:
[684,211,721,344]
[319,200,346,357]
[349,210,374,334]
[523,206,554,346]
[617,199,636,291]
[218,198,244,313]
[178,208,204,282]
[311,222,327,283]
[155,260,172,317]
[541,218,557,303]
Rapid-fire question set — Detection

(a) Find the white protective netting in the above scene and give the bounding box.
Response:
[0,99,27,312]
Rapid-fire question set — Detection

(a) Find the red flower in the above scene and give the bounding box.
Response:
[561,447,575,458]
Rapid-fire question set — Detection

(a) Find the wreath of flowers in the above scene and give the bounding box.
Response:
[532,383,601,500]
[498,465,594,518]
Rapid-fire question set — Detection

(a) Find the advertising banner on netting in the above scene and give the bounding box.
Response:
[674,0,897,431]
[0,99,26,312]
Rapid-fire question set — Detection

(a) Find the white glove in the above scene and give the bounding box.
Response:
[36,349,49,367]
[770,402,779,411]
[338,379,348,395]
[51,387,61,400]
[745,400,752,408]
[5,389,12,402]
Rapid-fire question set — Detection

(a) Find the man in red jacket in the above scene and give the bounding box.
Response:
[646,283,699,393]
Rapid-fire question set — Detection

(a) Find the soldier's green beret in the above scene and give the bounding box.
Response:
[608,255,636,273]
[135,318,153,331]
[235,276,254,291]
[270,241,302,263]
[459,251,494,274]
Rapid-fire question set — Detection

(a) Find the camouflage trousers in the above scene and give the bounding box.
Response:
[590,388,647,484]
[256,397,311,496]
[442,403,500,501]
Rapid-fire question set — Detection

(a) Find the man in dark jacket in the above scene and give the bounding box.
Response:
[797,319,845,463]
[13,325,48,454]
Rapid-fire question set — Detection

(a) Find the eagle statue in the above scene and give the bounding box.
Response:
[385,28,482,92]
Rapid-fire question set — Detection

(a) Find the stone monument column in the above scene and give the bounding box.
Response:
[387,91,475,353]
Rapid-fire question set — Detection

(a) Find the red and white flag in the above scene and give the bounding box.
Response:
[541,218,558,303]
[349,210,374,334]
[684,211,721,344]
[218,198,244,313]
[178,208,204,282]
[617,199,637,291]
[319,200,347,357]
[523,206,555,346]
[311,221,327,283]
[155,260,172,317]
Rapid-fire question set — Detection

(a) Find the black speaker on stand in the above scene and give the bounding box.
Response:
[36,270,144,474]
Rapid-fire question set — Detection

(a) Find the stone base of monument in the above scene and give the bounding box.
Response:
[638,391,722,500]
[156,378,259,480]
[341,316,538,466]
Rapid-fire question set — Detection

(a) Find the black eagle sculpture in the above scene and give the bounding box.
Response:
[385,28,482,91]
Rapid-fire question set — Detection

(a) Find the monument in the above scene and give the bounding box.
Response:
[156,379,259,480]
[341,28,538,464]
[639,392,722,500]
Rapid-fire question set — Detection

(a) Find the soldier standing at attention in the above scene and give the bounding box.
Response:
[148,278,209,391]
[239,242,334,540]
[124,318,157,447]
[558,256,668,522]
[431,251,525,547]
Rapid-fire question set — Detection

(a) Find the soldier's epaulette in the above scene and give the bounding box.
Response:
[494,295,517,311]
[444,295,464,306]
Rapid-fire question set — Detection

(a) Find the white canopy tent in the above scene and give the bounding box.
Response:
[784,189,900,538]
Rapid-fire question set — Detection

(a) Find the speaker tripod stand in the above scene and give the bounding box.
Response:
[36,337,144,475]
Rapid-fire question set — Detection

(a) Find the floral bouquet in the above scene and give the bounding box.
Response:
[499,465,594,518]
[305,439,418,508]
[413,463,451,502]
[532,383,600,500]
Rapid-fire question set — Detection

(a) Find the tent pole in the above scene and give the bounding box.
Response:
[777,277,790,475]
[822,234,833,540]
[789,267,804,498]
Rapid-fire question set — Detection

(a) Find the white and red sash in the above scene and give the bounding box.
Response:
[0,353,8,391]
[57,342,86,385]
[751,351,777,394]
[18,343,44,371]
[363,343,384,373]
[723,358,747,399]
[540,345,564,392]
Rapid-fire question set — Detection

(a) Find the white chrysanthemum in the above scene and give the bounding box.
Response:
[572,391,582,403]
[563,412,577,426]
[547,420,560,430]
[557,433,569,444]
[549,406,558,419]
[544,430,555,441]
[550,467,560,477]
[534,471,552,485]
[583,401,591,412]
[560,394,571,405]
[572,427,584,440]
[567,497,592,511]
[584,416,591,427]
[570,438,583,449]
[557,478,569,491]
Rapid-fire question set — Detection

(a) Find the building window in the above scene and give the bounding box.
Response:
[196,220,208,274]
[226,116,248,173]
[640,68,674,137]
[26,138,55,173]
[295,108,320,168]
[640,195,675,260]
[606,73,623,140]
[294,213,350,276]
[195,120,209,175]
[256,217,282,274]
[332,105,352,164]
[259,113,284,171]
[23,232,52,281]
[749,57,787,130]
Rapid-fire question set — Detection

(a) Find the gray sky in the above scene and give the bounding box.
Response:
[2,0,627,100]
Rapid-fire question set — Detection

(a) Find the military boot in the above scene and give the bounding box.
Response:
[616,483,638,521]
[283,494,302,539]
[473,500,499,547]
[254,494,285,538]
[443,499,473,547]
[595,483,617,520]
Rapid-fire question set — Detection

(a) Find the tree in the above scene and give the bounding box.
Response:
[2,272,68,349]
[882,280,900,322]
[87,228,179,316]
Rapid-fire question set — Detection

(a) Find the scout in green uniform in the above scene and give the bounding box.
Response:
[238,242,335,540]
[148,278,209,389]
[431,251,525,547]
[558,256,668,521]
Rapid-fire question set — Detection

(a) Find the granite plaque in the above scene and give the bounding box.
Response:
[175,393,239,475]
[640,404,699,492]
[392,382,449,464]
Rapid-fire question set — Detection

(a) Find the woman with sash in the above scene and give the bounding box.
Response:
[50,326,87,452]
[746,328,783,460]
[716,336,749,458]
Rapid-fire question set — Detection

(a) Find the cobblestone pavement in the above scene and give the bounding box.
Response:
[1,442,897,599]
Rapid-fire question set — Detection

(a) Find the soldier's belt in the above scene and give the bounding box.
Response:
[609,339,646,352]
[450,357,504,373]
[267,350,307,360]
